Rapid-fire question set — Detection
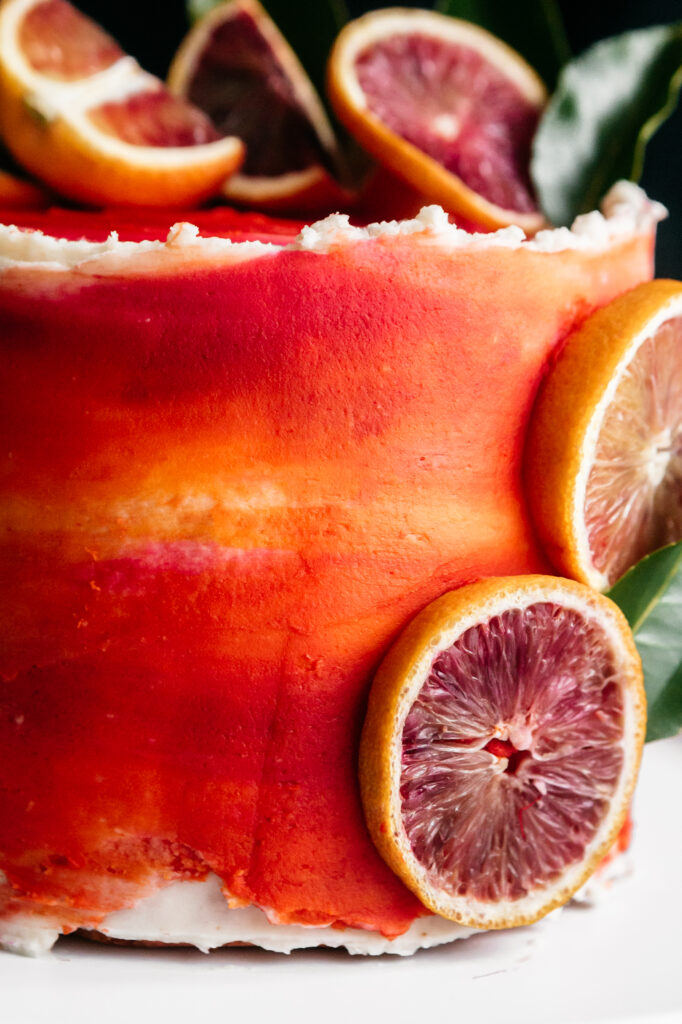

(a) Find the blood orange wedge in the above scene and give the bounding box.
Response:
[0,0,244,206]
[168,0,349,214]
[327,8,547,233]
[360,576,645,929]
[526,279,682,591]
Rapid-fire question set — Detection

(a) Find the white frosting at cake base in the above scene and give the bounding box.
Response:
[0,856,629,958]
[0,873,475,957]
[0,915,60,957]
[97,874,477,955]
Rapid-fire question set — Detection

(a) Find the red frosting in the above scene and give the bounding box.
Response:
[0,212,654,938]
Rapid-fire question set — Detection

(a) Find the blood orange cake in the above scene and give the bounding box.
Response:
[0,181,662,955]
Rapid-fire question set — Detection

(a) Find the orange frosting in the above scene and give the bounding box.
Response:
[0,211,654,939]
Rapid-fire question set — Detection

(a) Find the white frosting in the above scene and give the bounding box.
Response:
[0,220,277,271]
[293,181,664,253]
[1,859,629,958]
[0,915,60,957]
[0,182,665,271]
[0,873,475,957]
[98,874,477,955]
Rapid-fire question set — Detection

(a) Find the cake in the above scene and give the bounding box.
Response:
[0,181,663,955]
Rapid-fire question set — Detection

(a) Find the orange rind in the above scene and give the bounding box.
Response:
[360,575,645,929]
[327,8,547,233]
[169,0,351,214]
[0,0,244,207]
[526,279,682,590]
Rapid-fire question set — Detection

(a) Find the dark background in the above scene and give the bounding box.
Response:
[77,0,682,275]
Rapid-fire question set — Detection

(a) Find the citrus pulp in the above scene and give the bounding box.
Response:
[526,279,682,589]
[360,576,645,928]
[0,0,244,206]
[327,8,547,232]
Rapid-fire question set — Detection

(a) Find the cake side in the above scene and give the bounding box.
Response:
[0,188,660,954]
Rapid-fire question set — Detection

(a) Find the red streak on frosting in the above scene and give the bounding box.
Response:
[0,205,304,244]
[0,213,654,939]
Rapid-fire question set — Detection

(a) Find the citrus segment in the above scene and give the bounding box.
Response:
[0,0,244,206]
[360,576,645,928]
[169,0,349,213]
[526,279,682,590]
[327,9,547,232]
[88,91,222,148]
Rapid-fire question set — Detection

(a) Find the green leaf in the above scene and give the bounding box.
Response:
[433,0,570,91]
[187,0,219,22]
[531,23,682,227]
[608,543,682,743]
[186,0,349,99]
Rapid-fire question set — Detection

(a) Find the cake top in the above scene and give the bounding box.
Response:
[0,181,666,272]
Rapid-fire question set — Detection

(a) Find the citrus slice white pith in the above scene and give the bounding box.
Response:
[0,0,244,206]
[526,279,682,590]
[327,8,547,232]
[360,576,645,929]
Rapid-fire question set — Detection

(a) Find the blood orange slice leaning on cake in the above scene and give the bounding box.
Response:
[526,279,682,590]
[360,576,645,929]
[0,0,244,206]
[327,7,547,232]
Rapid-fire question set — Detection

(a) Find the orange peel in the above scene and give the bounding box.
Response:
[328,7,547,233]
[360,575,645,929]
[0,0,244,207]
[526,279,682,590]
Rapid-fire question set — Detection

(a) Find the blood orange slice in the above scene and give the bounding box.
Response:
[360,576,645,928]
[526,280,682,590]
[0,0,244,206]
[169,0,349,214]
[327,8,547,233]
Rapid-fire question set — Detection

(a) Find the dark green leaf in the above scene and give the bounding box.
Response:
[261,0,348,100]
[531,24,682,227]
[608,543,682,743]
[186,0,349,99]
[433,0,569,90]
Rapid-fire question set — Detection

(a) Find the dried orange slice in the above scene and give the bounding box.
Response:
[526,280,682,590]
[327,8,547,233]
[360,576,645,929]
[0,0,244,207]
[169,0,349,214]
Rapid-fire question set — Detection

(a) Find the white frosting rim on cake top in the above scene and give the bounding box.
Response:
[0,182,665,271]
